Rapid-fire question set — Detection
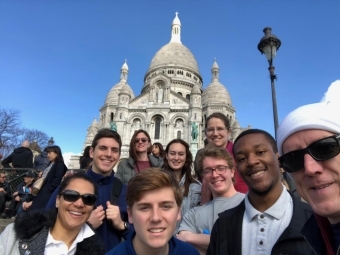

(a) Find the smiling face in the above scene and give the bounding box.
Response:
[135,132,151,155]
[202,156,235,198]
[234,133,281,196]
[90,137,120,176]
[55,178,95,232]
[206,117,231,148]
[165,143,186,172]
[282,129,340,223]
[128,187,181,254]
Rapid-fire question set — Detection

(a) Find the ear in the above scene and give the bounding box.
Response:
[177,206,181,221]
[230,167,235,177]
[56,195,60,208]
[127,206,133,224]
[89,147,94,159]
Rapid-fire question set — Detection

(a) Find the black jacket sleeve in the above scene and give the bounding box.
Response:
[2,153,13,168]
[48,161,67,193]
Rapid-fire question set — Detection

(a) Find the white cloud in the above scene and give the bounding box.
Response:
[63,152,81,167]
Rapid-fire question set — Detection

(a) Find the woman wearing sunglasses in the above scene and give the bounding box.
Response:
[277,100,340,255]
[163,139,201,233]
[116,129,163,184]
[22,145,68,212]
[0,173,105,255]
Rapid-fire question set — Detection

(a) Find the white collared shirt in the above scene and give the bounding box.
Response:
[44,224,94,255]
[241,186,293,255]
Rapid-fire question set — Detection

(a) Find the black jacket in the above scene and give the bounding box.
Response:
[2,147,33,168]
[14,209,105,255]
[34,151,49,171]
[0,181,11,201]
[207,192,314,255]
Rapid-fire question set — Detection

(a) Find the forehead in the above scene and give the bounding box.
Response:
[168,142,185,151]
[136,132,148,138]
[133,187,177,205]
[234,133,272,152]
[96,137,119,147]
[207,117,225,127]
[203,157,228,167]
[64,179,94,193]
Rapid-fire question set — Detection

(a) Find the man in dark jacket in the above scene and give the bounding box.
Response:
[207,129,313,255]
[277,100,340,254]
[2,140,33,168]
[0,171,11,214]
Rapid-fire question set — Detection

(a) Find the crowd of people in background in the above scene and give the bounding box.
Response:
[0,105,340,254]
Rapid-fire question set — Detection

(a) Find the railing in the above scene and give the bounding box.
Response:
[1,168,85,193]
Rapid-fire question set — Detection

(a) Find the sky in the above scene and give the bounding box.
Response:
[1,1,340,165]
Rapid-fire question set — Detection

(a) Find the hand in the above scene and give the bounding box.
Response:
[106,201,124,230]
[0,188,5,193]
[38,172,42,178]
[176,231,193,243]
[87,205,105,229]
[22,201,32,211]
[15,195,21,202]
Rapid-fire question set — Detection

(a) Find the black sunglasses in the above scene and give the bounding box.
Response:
[279,135,340,173]
[60,190,97,206]
[135,138,148,143]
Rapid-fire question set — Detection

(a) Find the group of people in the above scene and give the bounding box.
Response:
[0,98,339,254]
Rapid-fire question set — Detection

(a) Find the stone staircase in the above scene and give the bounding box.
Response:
[0,218,14,234]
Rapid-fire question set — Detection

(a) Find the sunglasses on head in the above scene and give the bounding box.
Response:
[135,138,148,143]
[60,190,97,206]
[279,135,340,173]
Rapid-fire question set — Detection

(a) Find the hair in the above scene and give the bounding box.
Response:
[129,129,152,161]
[152,142,165,158]
[46,145,64,162]
[196,144,235,182]
[83,146,91,158]
[126,168,182,208]
[163,139,198,197]
[0,170,5,176]
[91,129,122,153]
[205,112,231,130]
[58,172,98,197]
[233,129,278,155]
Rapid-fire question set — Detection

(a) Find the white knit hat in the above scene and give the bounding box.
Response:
[277,102,340,155]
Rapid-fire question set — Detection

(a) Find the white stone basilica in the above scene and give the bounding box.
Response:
[68,13,250,168]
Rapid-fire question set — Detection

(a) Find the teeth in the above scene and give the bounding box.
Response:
[314,184,331,190]
[251,171,264,177]
[70,211,82,216]
[149,229,164,233]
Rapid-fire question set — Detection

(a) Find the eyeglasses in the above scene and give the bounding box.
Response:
[60,190,97,206]
[202,165,229,177]
[279,135,340,173]
[135,138,148,143]
[205,127,229,135]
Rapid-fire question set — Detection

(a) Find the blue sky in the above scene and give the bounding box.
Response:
[1,1,340,162]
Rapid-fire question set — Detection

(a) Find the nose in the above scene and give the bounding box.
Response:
[304,153,323,176]
[73,197,85,207]
[150,207,162,223]
[246,153,259,166]
[211,169,219,178]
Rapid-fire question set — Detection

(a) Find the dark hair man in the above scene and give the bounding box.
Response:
[207,129,313,254]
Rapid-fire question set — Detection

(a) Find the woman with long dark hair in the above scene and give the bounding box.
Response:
[163,139,201,232]
[116,130,163,184]
[151,142,165,158]
[22,145,68,212]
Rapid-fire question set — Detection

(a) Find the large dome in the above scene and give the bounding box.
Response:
[148,42,200,74]
[202,80,232,106]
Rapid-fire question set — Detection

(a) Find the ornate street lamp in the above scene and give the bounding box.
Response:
[48,137,54,146]
[258,27,281,140]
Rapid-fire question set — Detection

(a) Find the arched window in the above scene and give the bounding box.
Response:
[177,92,182,96]
[194,113,197,120]
[186,94,190,101]
[177,131,181,139]
[154,117,161,139]
[120,113,122,119]
[110,112,114,122]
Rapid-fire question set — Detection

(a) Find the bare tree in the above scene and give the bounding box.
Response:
[22,128,50,151]
[0,108,21,157]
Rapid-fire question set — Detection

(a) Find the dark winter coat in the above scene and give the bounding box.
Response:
[0,181,12,201]
[3,209,105,255]
[207,192,314,255]
[26,160,67,211]
[2,147,33,168]
[34,151,49,171]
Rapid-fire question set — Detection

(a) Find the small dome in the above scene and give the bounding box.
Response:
[191,84,201,94]
[202,81,232,106]
[212,58,219,69]
[172,12,181,26]
[148,43,200,74]
[105,82,135,105]
[233,119,241,128]
[122,60,128,70]
[120,84,132,95]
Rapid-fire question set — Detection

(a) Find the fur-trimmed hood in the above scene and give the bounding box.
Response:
[14,209,57,239]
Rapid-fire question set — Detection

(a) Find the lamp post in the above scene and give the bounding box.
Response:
[258,27,281,140]
[48,137,54,146]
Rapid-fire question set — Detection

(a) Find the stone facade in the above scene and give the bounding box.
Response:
[68,13,250,168]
